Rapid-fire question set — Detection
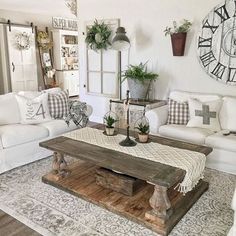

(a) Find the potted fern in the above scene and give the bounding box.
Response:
[135,123,150,143]
[104,115,118,135]
[164,19,192,56]
[122,62,158,100]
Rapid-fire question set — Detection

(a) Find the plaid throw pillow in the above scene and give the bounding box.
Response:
[48,91,69,119]
[167,99,189,125]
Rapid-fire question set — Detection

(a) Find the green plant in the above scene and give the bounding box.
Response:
[104,115,118,128]
[122,62,158,84]
[164,19,192,36]
[85,20,112,51]
[135,123,150,134]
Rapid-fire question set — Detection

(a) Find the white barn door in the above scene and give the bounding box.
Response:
[7,26,38,92]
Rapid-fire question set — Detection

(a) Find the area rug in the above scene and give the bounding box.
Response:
[0,156,235,236]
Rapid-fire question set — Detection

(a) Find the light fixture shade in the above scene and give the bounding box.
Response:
[112,27,130,51]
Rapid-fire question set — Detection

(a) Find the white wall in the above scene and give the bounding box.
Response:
[78,0,236,122]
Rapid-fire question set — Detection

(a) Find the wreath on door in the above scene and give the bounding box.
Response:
[15,32,32,50]
[85,20,112,51]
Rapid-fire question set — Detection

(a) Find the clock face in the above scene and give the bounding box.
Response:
[197,0,236,85]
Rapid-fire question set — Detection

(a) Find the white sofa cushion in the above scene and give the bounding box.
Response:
[220,97,236,132]
[38,119,77,137]
[187,98,222,132]
[0,93,20,125]
[145,105,169,134]
[205,132,236,152]
[169,91,221,103]
[16,93,52,124]
[0,124,49,148]
[159,124,214,145]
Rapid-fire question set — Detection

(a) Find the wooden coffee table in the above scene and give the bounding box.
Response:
[40,125,212,235]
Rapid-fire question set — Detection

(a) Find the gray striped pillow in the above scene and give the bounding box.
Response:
[167,99,189,125]
[48,91,69,119]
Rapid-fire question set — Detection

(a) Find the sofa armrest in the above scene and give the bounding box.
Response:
[146,105,168,134]
[86,104,93,117]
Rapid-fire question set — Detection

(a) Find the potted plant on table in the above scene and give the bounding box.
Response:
[122,62,158,100]
[164,19,192,56]
[104,115,118,136]
[135,123,150,143]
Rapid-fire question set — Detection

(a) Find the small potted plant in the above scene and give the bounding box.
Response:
[164,19,192,56]
[135,123,150,143]
[122,62,158,100]
[104,115,118,136]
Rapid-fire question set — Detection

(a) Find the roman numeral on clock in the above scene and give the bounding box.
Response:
[234,0,236,17]
[214,4,230,23]
[200,51,216,67]
[198,37,212,48]
[203,19,218,33]
[227,67,236,82]
[211,62,226,80]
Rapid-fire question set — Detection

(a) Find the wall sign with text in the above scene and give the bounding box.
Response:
[52,17,78,31]
[197,0,236,85]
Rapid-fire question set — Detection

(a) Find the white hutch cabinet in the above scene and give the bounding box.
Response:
[53,30,79,96]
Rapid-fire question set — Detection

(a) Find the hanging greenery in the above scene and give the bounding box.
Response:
[85,20,112,51]
[37,31,53,50]
[15,32,32,50]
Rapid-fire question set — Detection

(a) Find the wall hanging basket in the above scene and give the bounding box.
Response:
[171,32,187,56]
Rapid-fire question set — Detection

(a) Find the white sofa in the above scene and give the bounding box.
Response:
[0,89,92,174]
[228,188,236,236]
[146,91,236,175]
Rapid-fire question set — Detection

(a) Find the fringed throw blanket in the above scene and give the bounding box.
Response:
[64,101,89,127]
[64,127,206,194]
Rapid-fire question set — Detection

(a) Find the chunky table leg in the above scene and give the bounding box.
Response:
[52,152,70,179]
[145,185,172,222]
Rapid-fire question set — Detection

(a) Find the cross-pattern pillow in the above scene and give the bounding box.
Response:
[187,98,222,132]
[167,99,189,125]
[48,91,69,119]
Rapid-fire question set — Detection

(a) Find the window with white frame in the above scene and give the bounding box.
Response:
[86,19,120,98]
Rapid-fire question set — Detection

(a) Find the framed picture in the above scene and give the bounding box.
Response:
[43,53,51,67]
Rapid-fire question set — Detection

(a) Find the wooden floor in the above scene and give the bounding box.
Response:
[0,210,41,236]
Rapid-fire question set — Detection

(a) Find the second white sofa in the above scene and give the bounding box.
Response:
[146,90,236,175]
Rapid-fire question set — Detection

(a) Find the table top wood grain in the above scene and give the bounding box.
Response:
[40,124,212,188]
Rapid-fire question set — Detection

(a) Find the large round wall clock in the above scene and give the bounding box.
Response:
[197,0,236,85]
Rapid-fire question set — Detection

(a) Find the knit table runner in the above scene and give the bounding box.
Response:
[64,127,206,193]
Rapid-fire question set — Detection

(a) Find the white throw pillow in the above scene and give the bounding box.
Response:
[18,91,41,99]
[15,93,52,124]
[220,97,236,131]
[187,98,222,132]
[0,93,20,125]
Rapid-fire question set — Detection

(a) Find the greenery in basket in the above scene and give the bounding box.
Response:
[85,20,112,51]
[104,115,118,128]
[135,123,150,134]
[164,19,192,36]
[122,62,159,84]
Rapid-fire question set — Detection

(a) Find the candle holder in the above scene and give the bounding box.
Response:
[119,90,137,147]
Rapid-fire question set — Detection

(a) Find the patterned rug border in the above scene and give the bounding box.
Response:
[0,203,52,236]
[0,156,235,236]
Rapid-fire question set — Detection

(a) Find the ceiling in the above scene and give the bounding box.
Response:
[0,0,74,17]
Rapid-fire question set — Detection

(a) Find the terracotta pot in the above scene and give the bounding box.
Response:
[105,127,115,136]
[138,133,149,143]
[170,32,187,56]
